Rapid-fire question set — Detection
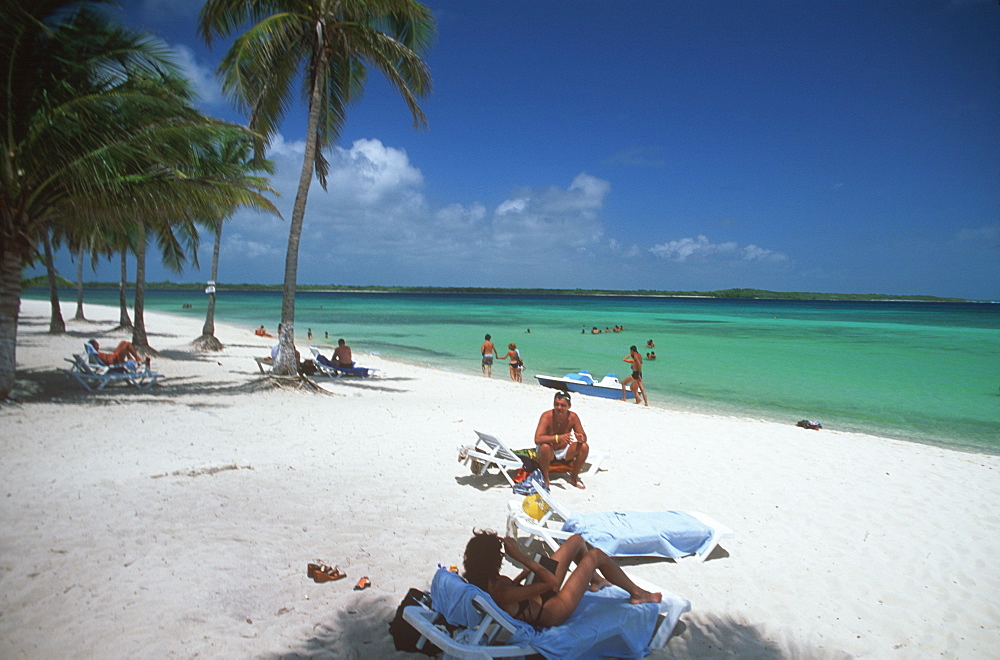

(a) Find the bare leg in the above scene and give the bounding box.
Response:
[636,379,649,406]
[535,444,553,488]
[620,376,633,402]
[568,442,589,489]
[631,380,642,404]
[538,544,661,627]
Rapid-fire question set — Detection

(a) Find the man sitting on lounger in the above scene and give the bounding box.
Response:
[332,338,353,367]
[534,391,590,490]
[88,339,141,366]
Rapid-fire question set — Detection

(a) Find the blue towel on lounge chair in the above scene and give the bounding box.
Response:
[430,568,660,659]
[562,510,713,559]
[315,354,373,377]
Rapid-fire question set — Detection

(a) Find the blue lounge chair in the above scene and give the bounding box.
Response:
[308,346,377,378]
[403,567,690,659]
[63,345,163,391]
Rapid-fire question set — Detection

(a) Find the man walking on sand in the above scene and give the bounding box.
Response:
[481,333,496,377]
[534,391,590,489]
[621,345,649,406]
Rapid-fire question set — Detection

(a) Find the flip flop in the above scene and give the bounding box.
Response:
[570,478,586,490]
[354,576,371,590]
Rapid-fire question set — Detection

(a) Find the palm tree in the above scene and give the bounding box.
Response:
[199,0,435,376]
[0,1,278,398]
[193,134,278,351]
[73,244,88,321]
[40,230,67,334]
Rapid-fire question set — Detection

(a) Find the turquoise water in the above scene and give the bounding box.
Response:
[35,290,1000,454]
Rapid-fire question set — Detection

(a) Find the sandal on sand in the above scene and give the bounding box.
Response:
[309,563,346,583]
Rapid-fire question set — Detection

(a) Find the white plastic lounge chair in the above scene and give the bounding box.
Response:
[458,431,609,489]
[254,356,273,373]
[507,486,734,563]
[404,567,691,659]
[62,353,163,391]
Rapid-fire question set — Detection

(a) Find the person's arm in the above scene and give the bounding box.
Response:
[491,537,558,607]
[570,412,587,444]
[534,411,565,448]
[623,354,634,363]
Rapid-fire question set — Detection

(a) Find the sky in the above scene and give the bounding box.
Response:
[33,0,1000,299]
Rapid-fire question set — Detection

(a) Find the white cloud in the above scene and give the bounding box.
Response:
[205,139,791,288]
[649,235,787,263]
[171,44,223,107]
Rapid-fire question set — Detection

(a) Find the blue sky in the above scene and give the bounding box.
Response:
[34,0,1000,299]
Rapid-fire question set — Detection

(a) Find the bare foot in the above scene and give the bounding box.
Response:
[570,477,586,490]
[589,576,612,592]
[629,589,662,605]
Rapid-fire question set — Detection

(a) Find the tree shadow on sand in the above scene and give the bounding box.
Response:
[273,594,400,659]
[271,595,834,659]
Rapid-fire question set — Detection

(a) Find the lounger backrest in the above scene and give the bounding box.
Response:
[474,431,520,463]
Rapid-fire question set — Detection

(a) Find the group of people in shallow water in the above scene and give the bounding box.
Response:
[584,325,626,334]
[480,334,524,382]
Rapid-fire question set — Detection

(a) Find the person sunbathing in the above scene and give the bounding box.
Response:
[87,339,141,366]
[462,529,661,628]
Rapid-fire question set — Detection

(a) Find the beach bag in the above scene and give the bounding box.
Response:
[388,587,443,655]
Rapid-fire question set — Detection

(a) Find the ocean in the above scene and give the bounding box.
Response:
[31,289,1000,454]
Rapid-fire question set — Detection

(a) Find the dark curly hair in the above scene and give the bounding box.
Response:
[463,528,503,591]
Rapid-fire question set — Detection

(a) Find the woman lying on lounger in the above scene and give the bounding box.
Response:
[87,339,141,366]
[463,529,661,628]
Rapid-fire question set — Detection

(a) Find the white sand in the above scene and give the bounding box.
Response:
[1,299,997,659]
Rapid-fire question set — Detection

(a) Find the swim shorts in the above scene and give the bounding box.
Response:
[482,354,494,365]
[554,444,570,460]
[632,370,642,381]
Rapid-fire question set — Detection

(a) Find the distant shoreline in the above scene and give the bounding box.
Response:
[22,281,973,303]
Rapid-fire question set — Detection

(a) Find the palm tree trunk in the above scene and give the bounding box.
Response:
[131,225,154,356]
[42,231,65,334]
[0,247,24,399]
[194,220,223,351]
[274,32,329,377]
[116,251,133,332]
[74,245,87,321]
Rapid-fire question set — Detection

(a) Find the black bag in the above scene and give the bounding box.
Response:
[388,587,442,655]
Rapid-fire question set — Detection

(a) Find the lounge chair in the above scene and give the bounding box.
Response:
[458,431,609,489]
[507,486,734,562]
[63,353,163,391]
[308,346,377,378]
[403,567,690,659]
[254,356,273,373]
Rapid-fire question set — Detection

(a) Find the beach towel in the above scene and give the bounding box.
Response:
[562,510,714,559]
[430,568,660,659]
[513,447,575,474]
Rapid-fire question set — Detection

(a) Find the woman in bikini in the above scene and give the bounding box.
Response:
[462,529,661,628]
[498,342,524,383]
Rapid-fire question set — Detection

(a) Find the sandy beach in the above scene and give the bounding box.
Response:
[1,299,997,659]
